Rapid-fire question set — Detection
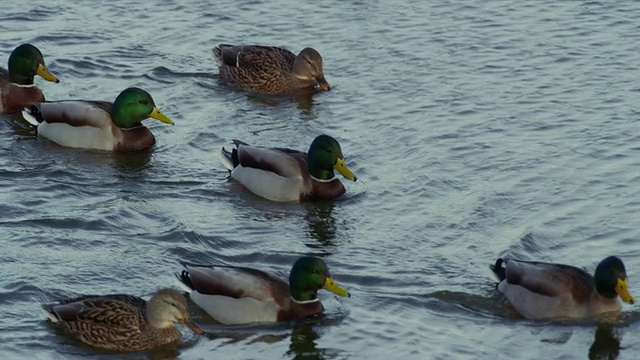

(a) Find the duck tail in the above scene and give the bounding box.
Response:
[21,104,43,127]
[490,258,506,282]
[175,270,195,293]
[220,140,246,171]
[40,304,60,323]
[219,147,236,171]
[212,46,224,66]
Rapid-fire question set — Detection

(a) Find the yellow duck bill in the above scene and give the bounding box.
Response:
[616,278,635,304]
[36,63,59,83]
[323,277,350,297]
[149,107,174,125]
[334,158,357,181]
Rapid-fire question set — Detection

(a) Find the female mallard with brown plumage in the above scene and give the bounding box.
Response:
[490,256,635,319]
[212,44,330,94]
[1,43,59,115]
[21,87,174,152]
[176,257,350,325]
[220,134,357,202]
[41,288,203,351]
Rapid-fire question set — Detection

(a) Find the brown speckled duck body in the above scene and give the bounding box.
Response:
[213,44,330,95]
[42,289,202,352]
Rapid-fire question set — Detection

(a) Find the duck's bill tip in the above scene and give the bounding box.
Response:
[36,63,58,83]
[317,76,331,91]
[180,319,204,334]
[323,277,350,298]
[149,107,175,125]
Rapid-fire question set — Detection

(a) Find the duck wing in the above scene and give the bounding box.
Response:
[214,44,296,71]
[178,263,287,301]
[42,294,144,338]
[24,100,113,129]
[504,259,593,300]
[235,143,306,179]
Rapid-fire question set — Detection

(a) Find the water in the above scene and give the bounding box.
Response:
[1,0,640,359]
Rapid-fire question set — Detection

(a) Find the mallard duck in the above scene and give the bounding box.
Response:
[1,43,59,115]
[212,44,330,94]
[21,87,174,152]
[220,134,357,202]
[41,288,203,351]
[176,257,350,325]
[490,256,635,319]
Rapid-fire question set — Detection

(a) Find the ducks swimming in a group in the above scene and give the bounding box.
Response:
[0,39,632,354]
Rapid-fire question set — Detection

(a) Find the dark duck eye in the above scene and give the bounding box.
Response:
[139,99,149,105]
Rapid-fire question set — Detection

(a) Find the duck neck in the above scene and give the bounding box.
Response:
[291,288,319,303]
[308,165,335,181]
[9,72,35,86]
[111,107,140,129]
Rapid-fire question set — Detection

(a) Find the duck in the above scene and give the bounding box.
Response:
[21,87,174,152]
[176,257,350,325]
[220,134,357,202]
[212,44,330,94]
[41,288,203,351]
[490,256,635,319]
[1,43,59,115]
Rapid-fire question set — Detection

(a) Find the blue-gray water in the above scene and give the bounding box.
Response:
[1,0,640,359]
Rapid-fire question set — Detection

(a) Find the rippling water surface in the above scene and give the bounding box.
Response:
[2,1,640,359]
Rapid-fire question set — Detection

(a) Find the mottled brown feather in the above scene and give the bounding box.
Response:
[43,294,181,351]
[213,44,317,94]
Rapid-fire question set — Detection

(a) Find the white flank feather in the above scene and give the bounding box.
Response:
[232,167,303,202]
[189,293,279,325]
[37,123,117,151]
[498,281,565,319]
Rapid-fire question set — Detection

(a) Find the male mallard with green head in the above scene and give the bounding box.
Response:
[1,43,59,114]
[220,134,357,202]
[42,288,203,351]
[213,44,330,94]
[490,256,635,319]
[176,257,350,325]
[21,87,174,152]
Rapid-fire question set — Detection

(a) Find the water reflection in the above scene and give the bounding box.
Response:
[303,201,337,249]
[4,113,35,137]
[287,322,324,360]
[110,150,152,173]
[145,348,180,360]
[588,323,621,360]
[246,92,316,117]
